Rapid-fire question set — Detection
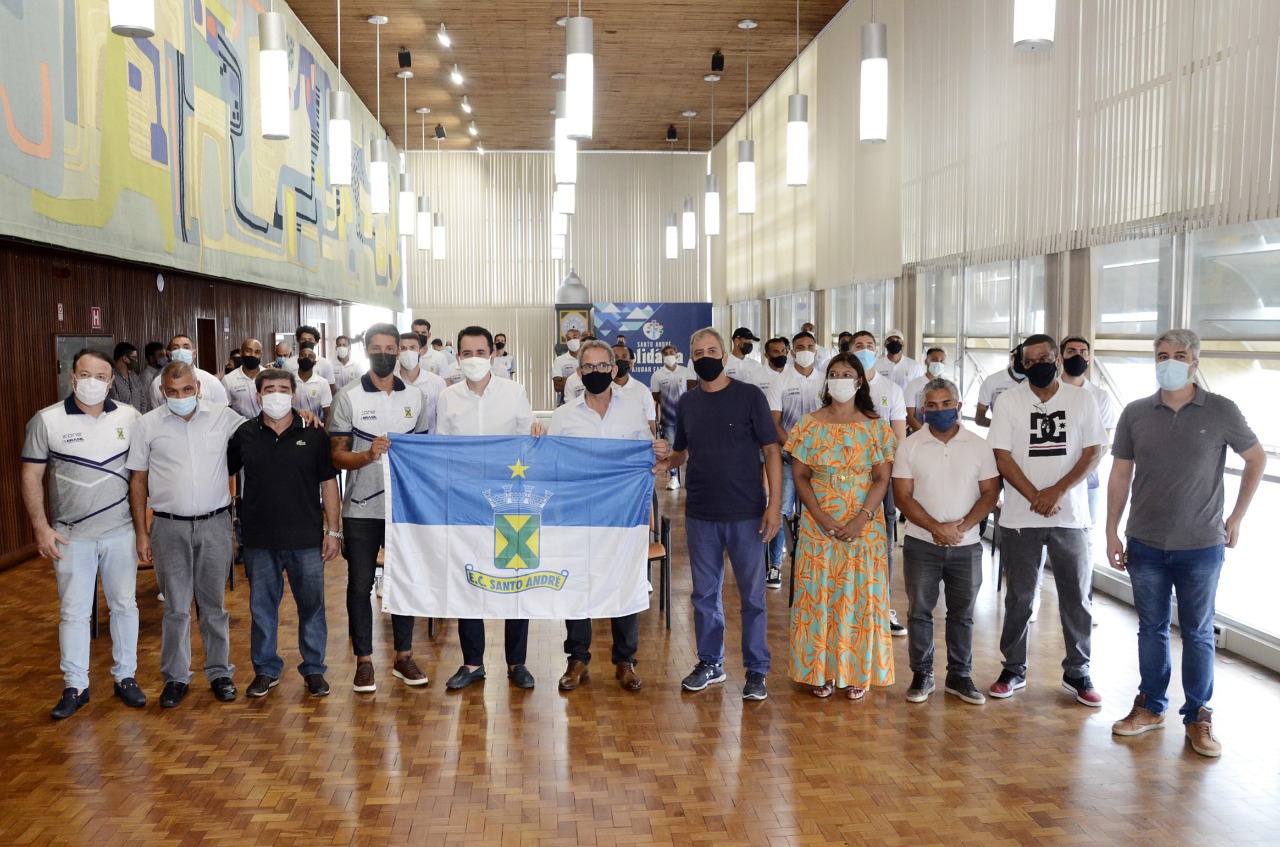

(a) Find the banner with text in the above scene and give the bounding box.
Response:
[592,302,713,385]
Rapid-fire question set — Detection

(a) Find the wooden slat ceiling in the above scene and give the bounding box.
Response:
[288,1,851,152]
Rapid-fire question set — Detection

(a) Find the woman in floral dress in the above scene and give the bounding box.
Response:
[785,352,897,699]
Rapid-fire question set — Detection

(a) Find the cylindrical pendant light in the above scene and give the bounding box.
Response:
[786,94,809,186]
[328,90,352,186]
[416,197,432,250]
[109,0,155,38]
[552,232,566,261]
[258,12,289,139]
[737,139,756,215]
[860,22,888,144]
[704,174,721,236]
[565,13,594,140]
[682,197,697,250]
[665,213,679,260]
[369,138,391,215]
[1013,0,1056,51]
[554,91,578,186]
[553,183,576,216]
[397,172,415,236]
[552,211,569,237]
[433,212,447,260]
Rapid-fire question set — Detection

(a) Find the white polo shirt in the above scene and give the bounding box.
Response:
[893,425,999,546]
[987,381,1108,529]
[611,375,657,423]
[725,353,761,386]
[875,354,925,391]
[329,374,430,519]
[284,354,335,386]
[396,366,447,433]
[867,372,907,423]
[553,351,579,379]
[753,365,785,398]
[649,364,696,426]
[491,352,516,380]
[148,367,228,409]
[22,397,141,540]
[766,363,826,437]
[126,400,245,516]
[222,366,262,419]
[978,369,1024,412]
[563,371,586,400]
[421,348,451,378]
[333,358,360,392]
[1083,380,1120,430]
[293,372,334,417]
[547,389,651,441]
[436,375,535,436]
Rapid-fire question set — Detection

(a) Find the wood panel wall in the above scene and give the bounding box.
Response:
[0,238,343,568]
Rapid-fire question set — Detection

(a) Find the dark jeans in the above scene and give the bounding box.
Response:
[902,537,983,676]
[459,618,529,667]
[343,518,415,656]
[244,546,327,678]
[685,516,770,674]
[1126,539,1225,724]
[564,615,640,665]
[998,525,1093,677]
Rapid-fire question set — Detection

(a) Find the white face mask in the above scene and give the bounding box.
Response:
[73,376,110,406]
[927,361,946,377]
[566,338,581,352]
[170,348,194,365]
[460,356,492,381]
[335,346,350,360]
[827,378,860,403]
[398,350,420,370]
[261,392,293,420]
[663,355,678,368]
[794,350,817,368]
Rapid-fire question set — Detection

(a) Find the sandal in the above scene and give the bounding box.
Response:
[812,682,834,698]
[845,686,867,701]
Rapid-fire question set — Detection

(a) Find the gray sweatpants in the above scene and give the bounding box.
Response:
[151,512,236,684]
[998,525,1092,678]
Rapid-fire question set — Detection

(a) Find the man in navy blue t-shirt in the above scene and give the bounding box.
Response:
[668,327,782,701]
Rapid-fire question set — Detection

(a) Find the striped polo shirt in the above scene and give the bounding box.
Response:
[328,373,430,520]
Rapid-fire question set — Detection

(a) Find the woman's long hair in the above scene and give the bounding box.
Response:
[820,352,879,418]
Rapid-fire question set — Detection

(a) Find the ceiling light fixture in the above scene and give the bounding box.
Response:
[565,1,594,140]
[450,63,463,86]
[704,68,720,236]
[737,19,757,215]
[109,0,155,37]
[665,212,679,261]
[368,16,390,216]
[460,95,472,114]
[786,0,809,186]
[415,108,432,251]
[437,23,451,48]
[665,130,678,260]
[468,121,478,137]
[397,70,415,237]
[554,90,578,186]
[433,136,446,260]
[327,0,352,186]
[683,110,697,249]
[1013,0,1056,51]
[860,4,888,144]
[258,9,290,140]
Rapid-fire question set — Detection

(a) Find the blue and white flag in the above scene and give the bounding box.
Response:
[382,434,655,619]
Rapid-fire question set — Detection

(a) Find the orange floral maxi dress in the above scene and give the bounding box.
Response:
[784,416,897,690]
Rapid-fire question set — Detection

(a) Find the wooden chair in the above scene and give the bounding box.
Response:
[648,514,672,630]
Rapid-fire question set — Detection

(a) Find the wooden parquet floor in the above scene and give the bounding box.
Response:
[2,488,1279,846]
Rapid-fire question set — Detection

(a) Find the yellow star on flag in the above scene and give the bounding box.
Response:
[508,459,530,478]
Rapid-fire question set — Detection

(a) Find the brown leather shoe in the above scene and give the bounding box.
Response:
[615,662,642,691]
[392,654,429,687]
[558,659,590,691]
[352,661,376,693]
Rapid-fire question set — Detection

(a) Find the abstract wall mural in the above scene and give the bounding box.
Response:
[0,0,402,311]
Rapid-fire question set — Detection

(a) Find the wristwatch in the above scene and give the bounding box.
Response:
[325,530,343,539]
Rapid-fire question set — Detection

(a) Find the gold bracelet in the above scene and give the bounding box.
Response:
[862,508,874,519]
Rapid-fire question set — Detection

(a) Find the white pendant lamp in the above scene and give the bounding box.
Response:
[737,20,757,215]
[437,23,451,48]
[860,21,888,144]
[665,213,679,260]
[705,174,721,236]
[396,71,415,236]
[258,12,289,139]
[552,232,566,261]
[682,197,697,250]
[554,91,578,186]
[553,211,569,237]
[368,16,390,214]
[785,0,808,186]
[553,183,576,215]
[433,212,447,260]
[415,108,432,251]
[109,0,155,38]
[1013,0,1056,51]
[451,64,464,86]
[565,9,594,140]
[461,96,473,114]
[327,1,351,186]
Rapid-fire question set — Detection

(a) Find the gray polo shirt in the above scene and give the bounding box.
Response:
[328,373,429,520]
[1112,386,1258,551]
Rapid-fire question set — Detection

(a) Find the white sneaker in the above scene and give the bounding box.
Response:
[1030,594,1041,623]
[374,567,384,598]
[666,476,681,490]
[647,580,654,593]
[157,592,165,604]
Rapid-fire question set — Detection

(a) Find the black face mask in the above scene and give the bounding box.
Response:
[739,342,754,356]
[1062,354,1089,377]
[769,354,788,369]
[240,355,261,372]
[614,361,632,378]
[582,371,613,395]
[1025,361,1058,388]
[839,341,852,354]
[886,340,903,355]
[1011,346,1026,377]
[298,358,316,373]
[368,352,397,378]
[693,356,725,381]
[495,342,506,351]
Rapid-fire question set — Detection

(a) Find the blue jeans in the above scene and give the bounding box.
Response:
[685,517,770,674]
[1126,539,1224,724]
[244,547,328,678]
[52,527,138,690]
[768,457,796,566]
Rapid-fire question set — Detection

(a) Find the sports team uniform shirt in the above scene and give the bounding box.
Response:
[22,397,141,540]
[333,359,360,392]
[396,366,447,433]
[893,425,999,547]
[866,372,908,424]
[1083,380,1120,430]
[293,371,334,417]
[765,364,826,441]
[420,349,450,378]
[222,366,262,419]
[978,369,1023,413]
[328,374,430,520]
[986,382,1107,529]
[126,400,246,516]
[435,376,535,437]
[147,366,228,409]
[649,364,696,427]
[563,371,586,400]
[284,354,336,386]
[547,390,651,441]
[553,351,579,379]
[874,355,924,391]
[903,374,931,413]
[725,353,762,387]
[611,376,657,423]
[754,366,784,399]
[491,353,516,380]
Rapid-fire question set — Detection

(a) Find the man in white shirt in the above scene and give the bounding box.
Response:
[800,323,831,368]
[904,348,948,432]
[893,378,1000,706]
[491,332,516,380]
[395,332,446,433]
[332,335,359,392]
[410,318,451,377]
[875,328,925,392]
[764,331,826,588]
[851,330,909,634]
[432,338,457,366]
[550,341,669,693]
[552,328,583,403]
[725,327,762,385]
[755,337,790,398]
[1058,335,1120,527]
[128,362,247,708]
[222,338,265,420]
[293,343,334,422]
[986,333,1108,706]
[649,343,696,490]
[610,343,657,435]
[282,325,336,395]
[146,334,228,409]
[437,326,544,692]
[328,323,432,694]
[975,346,1026,427]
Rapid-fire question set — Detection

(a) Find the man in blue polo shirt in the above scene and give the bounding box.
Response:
[22,349,145,719]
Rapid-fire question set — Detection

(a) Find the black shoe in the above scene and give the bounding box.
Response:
[944,674,986,705]
[246,674,279,698]
[445,665,486,690]
[113,677,147,708]
[50,687,89,720]
[210,677,237,702]
[742,671,768,701]
[508,664,536,689]
[160,681,189,708]
[304,674,330,697]
[905,671,935,703]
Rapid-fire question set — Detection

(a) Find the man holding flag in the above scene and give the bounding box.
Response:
[549,341,670,692]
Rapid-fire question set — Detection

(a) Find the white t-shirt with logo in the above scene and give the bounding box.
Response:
[766,364,826,439]
[866,373,907,423]
[978,369,1024,412]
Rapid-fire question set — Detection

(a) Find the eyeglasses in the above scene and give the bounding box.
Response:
[580,363,614,374]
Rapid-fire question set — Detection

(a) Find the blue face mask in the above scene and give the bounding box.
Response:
[923,407,959,432]
[170,348,194,365]
[166,396,198,416]
[854,349,878,372]
[1155,359,1192,391]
